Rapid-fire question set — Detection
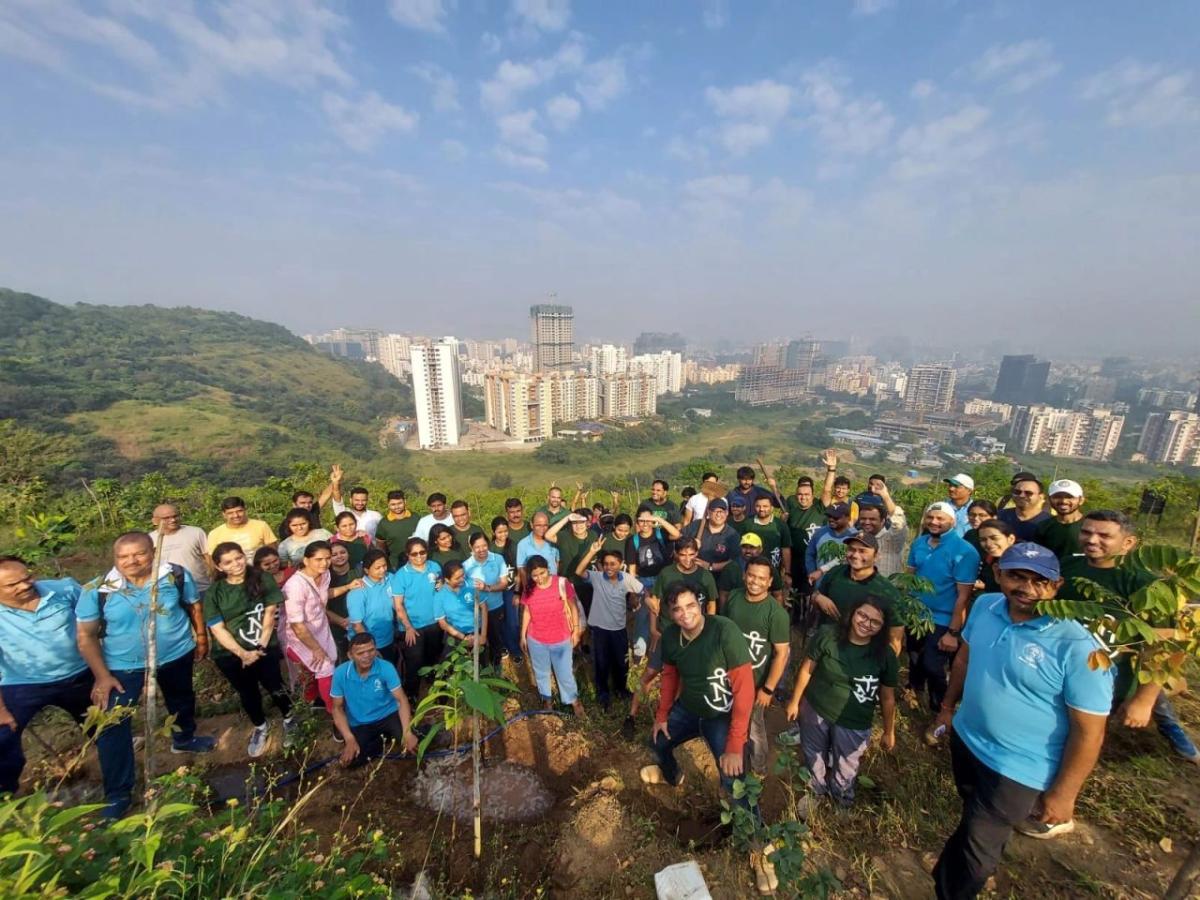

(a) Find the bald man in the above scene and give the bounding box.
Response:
[151,503,211,594]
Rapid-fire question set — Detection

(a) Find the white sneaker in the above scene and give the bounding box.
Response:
[633,637,647,659]
[247,724,269,758]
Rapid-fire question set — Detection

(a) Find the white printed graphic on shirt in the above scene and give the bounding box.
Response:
[237,603,265,647]
[743,630,767,669]
[1018,644,1045,670]
[704,667,735,713]
[851,675,880,705]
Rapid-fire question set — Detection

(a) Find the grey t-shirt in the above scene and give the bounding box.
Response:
[154,525,212,592]
[584,570,643,632]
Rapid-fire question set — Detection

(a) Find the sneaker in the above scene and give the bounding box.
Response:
[171,735,217,754]
[622,715,637,741]
[332,730,345,744]
[640,765,682,787]
[1015,817,1075,840]
[776,726,803,747]
[924,723,947,747]
[1158,720,1200,762]
[247,724,269,758]
[633,637,647,659]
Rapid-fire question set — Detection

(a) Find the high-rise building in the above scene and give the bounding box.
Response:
[377,333,413,379]
[992,355,1050,405]
[1138,411,1200,466]
[754,342,787,368]
[485,371,601,441]
[410,340,464,449]
[904,364,956,412]
[530,304,574,372]
[1010,404,1124,461]
[628,351,683,395]
[633,332,686,356]
[735,366,808,406]
[587,343,627,377]
[963,398,1014,423]
[600,374,657,417]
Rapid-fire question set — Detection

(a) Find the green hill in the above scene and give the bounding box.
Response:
[0,288,411,485]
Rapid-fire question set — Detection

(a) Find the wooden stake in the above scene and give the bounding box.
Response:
[143,528,164,811]
[472,597,482,860]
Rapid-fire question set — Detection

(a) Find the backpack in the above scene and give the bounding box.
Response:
[96,563,186,639]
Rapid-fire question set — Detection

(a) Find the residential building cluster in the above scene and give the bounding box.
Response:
[1009,404,1125,462]
[1137,410,1200,466]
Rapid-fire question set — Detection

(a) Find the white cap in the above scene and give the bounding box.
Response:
[944,473,975,491]
[925,501,959,519]
[1048,479,1084,498]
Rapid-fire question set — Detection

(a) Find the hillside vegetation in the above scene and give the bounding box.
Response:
[0,288,412,486]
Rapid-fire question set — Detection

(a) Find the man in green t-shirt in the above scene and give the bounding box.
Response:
[784,477,826,621]
[727,496,751,536]
[374,491,418,571]
[504,498,531,545]
[744,495,792,601]
[723,558,791,773]
[449,500,478,555]
[1034,479,1086,561]
[536,486,572,527]
[1052,510,1199,768]
[811,533,905,656]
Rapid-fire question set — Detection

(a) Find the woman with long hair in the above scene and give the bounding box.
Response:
[428,523,464,568]
[206,542,295,757]
[784,597,897,810]
[281,541,352,714]
[490,517,523,663]
[389,537,444,703]
[520,554,585,716]
[330,511,372,569]
[347,549,399,666]
[253,545,294,588]
[463,531,510,663]
[972,518,1016,597]
[278,508,332,567]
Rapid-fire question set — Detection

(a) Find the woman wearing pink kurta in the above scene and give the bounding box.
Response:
[280,541,350,711]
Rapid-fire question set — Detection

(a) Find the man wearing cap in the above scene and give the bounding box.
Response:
[683,498,741,582]
[905,503,980,721]
[726,495,751,536]
[854,490,908,577]
[943,474,976,537]
[804,503,858,585]
[719,532,785,607]
[809,532,906,656]
[1034,480,1086,560]
[930,543,1112,899]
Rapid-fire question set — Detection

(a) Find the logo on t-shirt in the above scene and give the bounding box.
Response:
[238,603,266,646]
[851,675,880,705]
[743,630,767,669]
[373,677,386,693]
[1018,643,1045,670]
[704,667,735,712]
[805,523,820,541]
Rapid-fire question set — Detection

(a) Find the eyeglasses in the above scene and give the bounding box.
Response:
[409,550,427,557]
[1012,490,1039,497]
[853,611,884,628]
[636,519,654,525]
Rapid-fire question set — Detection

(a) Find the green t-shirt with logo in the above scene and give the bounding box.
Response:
[816,564,903,629]
[743,517,791,570]
[804,625,898,730]
[1034,517,1084,560]
[785,499,826,563]
[721,558,783,593]
[202,573,281,657]
[653,566,719,611]
[641,498,680,524]
[722,590,790,688]
[660,615,753,719]
[375,515,418,570]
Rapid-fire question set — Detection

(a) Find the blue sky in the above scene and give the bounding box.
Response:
[1,0,1197,354]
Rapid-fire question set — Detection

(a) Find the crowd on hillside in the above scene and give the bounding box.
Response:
[0,456,1195,899]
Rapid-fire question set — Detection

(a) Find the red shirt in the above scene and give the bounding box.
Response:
[521,576,578,644]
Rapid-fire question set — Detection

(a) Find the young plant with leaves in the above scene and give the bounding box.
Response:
[886,572,936,638]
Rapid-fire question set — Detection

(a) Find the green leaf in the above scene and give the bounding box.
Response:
[416,722,443,762]
[47,803,106,833]
[856,774,876,790]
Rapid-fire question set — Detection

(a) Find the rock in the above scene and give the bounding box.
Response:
[654,861,712,900]
[409,870,432,900]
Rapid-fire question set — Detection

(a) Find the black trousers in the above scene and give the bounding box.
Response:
[907,625,954,712]
[400,624,444,702]
[213,647,292,727]
[0,669,93,794]
[485,605,507,664]
[347,712,405,768]
[933,732,1041,900]
[591,626,631,704]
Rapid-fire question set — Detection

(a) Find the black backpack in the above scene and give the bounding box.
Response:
[96,563,187,639]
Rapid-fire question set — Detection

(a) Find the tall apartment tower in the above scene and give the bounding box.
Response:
[993,355,1050,405]
[410,339,464,449]
[530,304,575,372]
[903,364,957,412]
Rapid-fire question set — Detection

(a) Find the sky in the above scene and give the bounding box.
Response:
[1,0,1198,355]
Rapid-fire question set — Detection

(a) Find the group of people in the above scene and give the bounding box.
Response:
[0,458,1195,899]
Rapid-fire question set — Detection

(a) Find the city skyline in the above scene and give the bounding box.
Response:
[2,1,1197,353]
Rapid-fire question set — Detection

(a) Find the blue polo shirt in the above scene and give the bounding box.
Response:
[0,578,89,686]
[906,531,980,626]
[954,594,1114,790]
[434,584,481,634]
[330,657,402,727]
[949,500,971,536]
[76,566,199,672]
[516,535,559,573]
[462,552,506,611]
[387,562,442,630]
[347,576,397,648]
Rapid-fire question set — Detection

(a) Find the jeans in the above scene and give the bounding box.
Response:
[908,624,954,712]
[0,669,93,794]
[591,626,631,705]
[633,575,656,650]
[97,652,200,815]
[1149,692,1198,757]
[501,591,523,660]
[212,647,292,728]
[748,704,769,774]
[933,732,1040,900]
[651,700,756,819]
[399,624,444,703]
[527,636,578,704]
[347,712,405,768]
[798,701,871,804]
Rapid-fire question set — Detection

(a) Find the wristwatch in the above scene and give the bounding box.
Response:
[947,628,961,638]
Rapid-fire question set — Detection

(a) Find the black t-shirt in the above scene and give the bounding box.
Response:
[631,533,672,578]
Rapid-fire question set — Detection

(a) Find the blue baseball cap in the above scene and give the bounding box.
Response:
[854,491,884,509]
[997,543,1061,581]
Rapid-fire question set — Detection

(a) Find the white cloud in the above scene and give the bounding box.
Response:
[852,0,895,16]
[706,79,792,122]
[512,0,570,33]
[480,59,543,113]
[701,0,728,30]
[441,138,468,161]
[409,62,459,112]
[1080,59,1199,127]
[664,136,709,165]
[798,68,894,156]
[576,56,627,109]
[684,174,751,199]
[892,104,992,180]
[494,145,549,171]
[545,93,581,130]
[387,0,454,34]
[973,39,1061,93]
[497,109,548,154]
[910,79,936,100]
[481,31,502,54]
[322,91,418,152]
